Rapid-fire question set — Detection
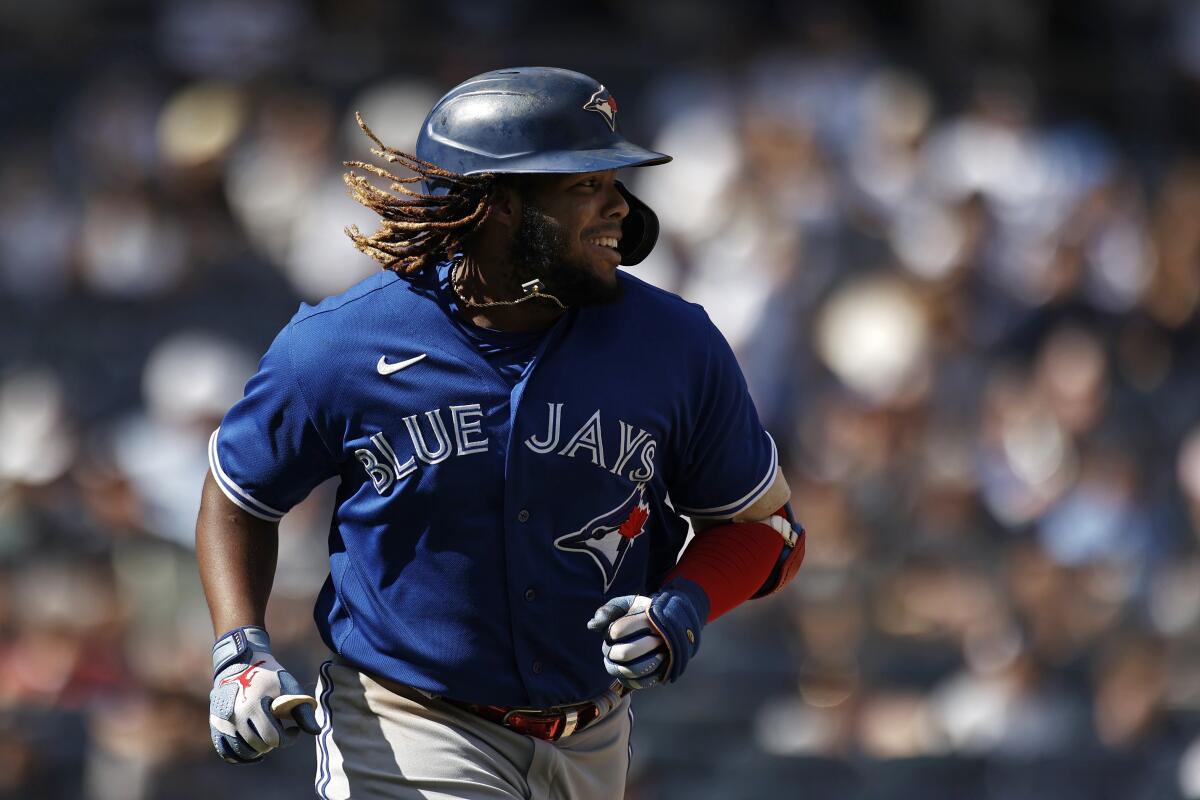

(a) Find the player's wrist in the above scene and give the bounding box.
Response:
[649,579,709,683]
[656,578,710,627]
[212,625,273,676]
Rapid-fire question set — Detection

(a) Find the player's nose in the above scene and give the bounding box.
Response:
[602,179,630,221]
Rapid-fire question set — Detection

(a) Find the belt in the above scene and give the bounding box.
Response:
[441,683,628,742]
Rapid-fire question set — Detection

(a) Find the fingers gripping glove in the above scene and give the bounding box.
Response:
[587,578,710,690]
[209,626,319,764]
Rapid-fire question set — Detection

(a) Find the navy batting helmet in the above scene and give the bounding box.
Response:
[416,67,671,266]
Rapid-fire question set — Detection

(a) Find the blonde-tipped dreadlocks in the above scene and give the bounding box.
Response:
[343,112,496,275]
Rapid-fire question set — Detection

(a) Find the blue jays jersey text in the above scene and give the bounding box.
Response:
[210,264,777,708]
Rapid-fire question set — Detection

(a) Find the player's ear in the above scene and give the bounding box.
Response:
[488,178,523,230]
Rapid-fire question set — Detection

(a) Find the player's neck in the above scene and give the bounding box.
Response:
[451,253,565,333]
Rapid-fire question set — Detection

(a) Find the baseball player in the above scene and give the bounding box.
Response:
[197,67,805,800]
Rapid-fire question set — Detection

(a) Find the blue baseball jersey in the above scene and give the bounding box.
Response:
[209,260,777,708]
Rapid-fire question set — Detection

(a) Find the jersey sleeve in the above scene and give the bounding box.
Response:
[668,315,778,520]
[208,323,339,521]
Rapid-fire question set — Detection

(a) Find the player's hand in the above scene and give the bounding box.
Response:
[588,595,666,689]
[587,579,708,690]
[208,626,319,764]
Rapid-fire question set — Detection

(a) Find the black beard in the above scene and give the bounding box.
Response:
[508,204,624,307]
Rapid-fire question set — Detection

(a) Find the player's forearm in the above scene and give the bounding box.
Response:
[669,471,799,621]
[666,520,785,620]
[196,471,280,635]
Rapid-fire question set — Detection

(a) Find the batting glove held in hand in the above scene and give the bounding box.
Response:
[209,626,319,764]
[587,578,710,690]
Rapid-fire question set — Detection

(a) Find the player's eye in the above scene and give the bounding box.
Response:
[576,178,600,189]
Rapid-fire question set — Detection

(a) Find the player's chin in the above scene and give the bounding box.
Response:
[585,241,622,273]
[555,260,623,307]
[586,260,622,296]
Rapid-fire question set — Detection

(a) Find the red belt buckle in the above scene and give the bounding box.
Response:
[502,709,565,741]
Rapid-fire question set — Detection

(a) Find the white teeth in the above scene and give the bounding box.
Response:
[588,237,619,249]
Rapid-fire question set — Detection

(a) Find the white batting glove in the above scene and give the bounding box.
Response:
[588,595,668,689]
[209,626,319,764]
[588,580,709,691]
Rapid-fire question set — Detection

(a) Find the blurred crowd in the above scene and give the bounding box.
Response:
[3,0,1200,798]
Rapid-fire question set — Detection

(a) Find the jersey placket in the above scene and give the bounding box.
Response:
[498,313,576,706]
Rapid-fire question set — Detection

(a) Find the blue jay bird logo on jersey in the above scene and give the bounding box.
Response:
[555,484,650,590]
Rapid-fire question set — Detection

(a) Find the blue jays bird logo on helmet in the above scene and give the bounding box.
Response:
[555,484,649,590]
[583,86,619,131]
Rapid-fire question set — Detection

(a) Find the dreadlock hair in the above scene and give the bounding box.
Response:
[343,112,497,275]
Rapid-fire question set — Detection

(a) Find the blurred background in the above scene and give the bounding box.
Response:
[2,0,1199,797]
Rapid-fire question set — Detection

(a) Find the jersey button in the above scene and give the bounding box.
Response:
[531,660,542,674]
[517,509,530,523]
[524,588,536,602]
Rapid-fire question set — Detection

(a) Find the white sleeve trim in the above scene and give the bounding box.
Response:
[207,428,286,522]
[674,432,779,519]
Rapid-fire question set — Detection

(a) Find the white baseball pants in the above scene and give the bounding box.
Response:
[313,658,633,799]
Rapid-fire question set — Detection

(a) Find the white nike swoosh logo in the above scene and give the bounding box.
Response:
[376,353,427,375]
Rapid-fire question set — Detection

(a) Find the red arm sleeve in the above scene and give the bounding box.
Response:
[663,510,788,622]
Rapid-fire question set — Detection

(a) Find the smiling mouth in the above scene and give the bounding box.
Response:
[587,236,620,250]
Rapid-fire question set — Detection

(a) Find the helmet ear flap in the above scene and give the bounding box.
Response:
[616,181,660,266]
